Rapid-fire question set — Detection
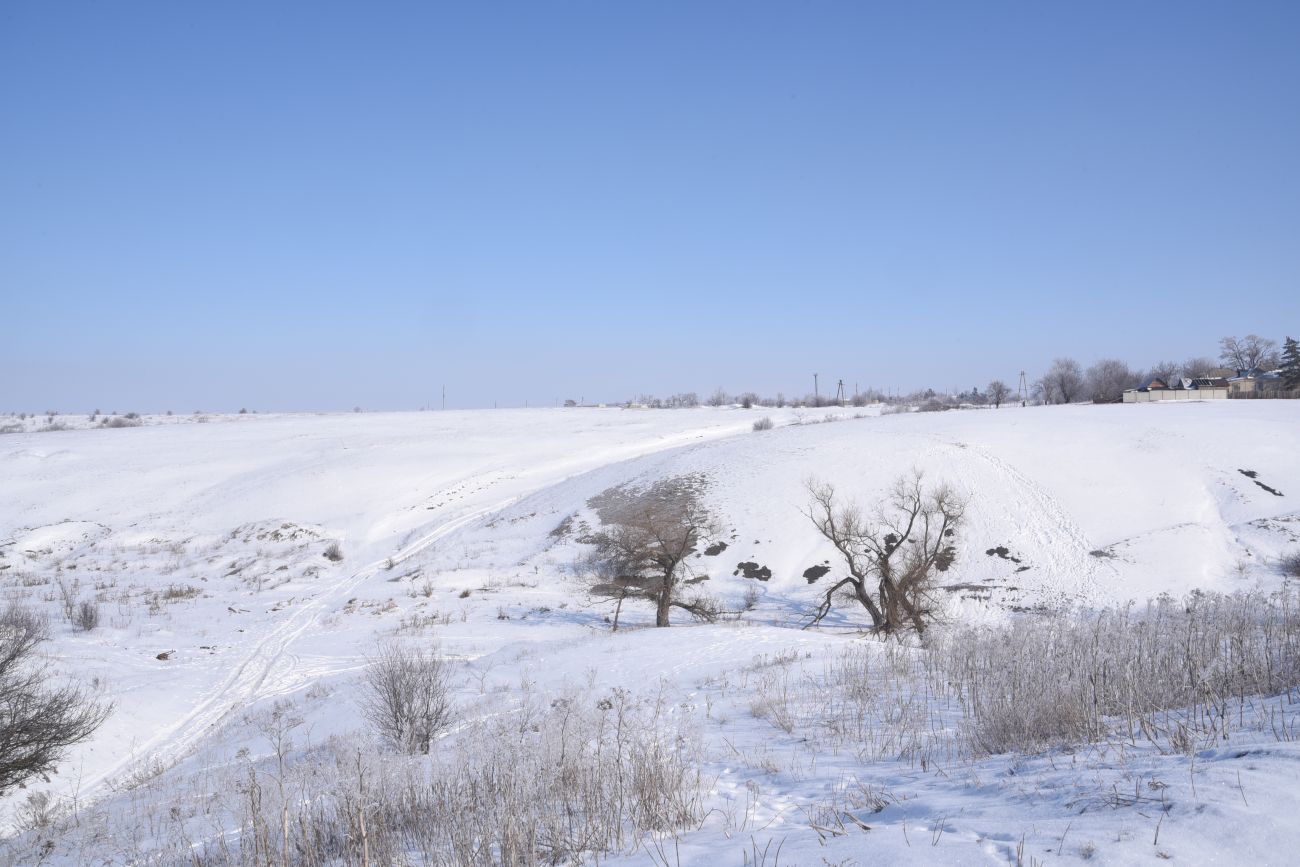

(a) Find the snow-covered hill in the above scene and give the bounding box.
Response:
[2,402,1298,864]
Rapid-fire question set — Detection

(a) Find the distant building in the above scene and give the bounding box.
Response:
[1181,377,1230,390]
[1228,369,1286,397]
[1123,377,1228,402]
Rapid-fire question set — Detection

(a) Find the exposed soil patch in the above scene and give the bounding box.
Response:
[985,546,1024,565]
[1239,469,1284,497]
[549,513,579,539]
[734,561,771,581]
[704,541,728,556]
[802,564,831,583]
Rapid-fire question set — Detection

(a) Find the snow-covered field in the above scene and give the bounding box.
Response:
[2,402,1299,865]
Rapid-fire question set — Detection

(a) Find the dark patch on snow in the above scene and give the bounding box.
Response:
[704,541,728,556]
[985,546,1024,564]
[1240,469,1284,497]
[734,561,771,581]
[803,564,831,583]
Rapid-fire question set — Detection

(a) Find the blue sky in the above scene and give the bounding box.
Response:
[3,1,1298,410]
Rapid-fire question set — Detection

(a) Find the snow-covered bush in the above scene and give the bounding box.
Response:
[359,642,452,754]
[752,416,774,431]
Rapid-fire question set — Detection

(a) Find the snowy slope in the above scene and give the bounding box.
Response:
[1,407,855,811]
[443,400,1300,618]
[2,401,1299,864]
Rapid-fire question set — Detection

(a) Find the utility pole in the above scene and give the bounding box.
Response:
[441,384,445,411]
[1018,371,1028,407]
[813,373,819,407]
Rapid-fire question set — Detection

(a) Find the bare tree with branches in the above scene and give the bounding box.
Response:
[986,380,1010,408]
[1145,360,1179,385]
[1085,358,1141,403]
[0,605,112,795]
[583,475,720,627]
[803,471,964,634]
[1181,356,1218,379]
[1219,334,1280,371]
[1041,358,1084,404]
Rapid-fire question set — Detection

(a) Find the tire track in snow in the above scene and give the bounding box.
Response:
[79,416,774,804]
[81,490,527,802]
[924,435,1118,604]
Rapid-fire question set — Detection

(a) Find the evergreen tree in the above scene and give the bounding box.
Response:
[1281,336,1300,388]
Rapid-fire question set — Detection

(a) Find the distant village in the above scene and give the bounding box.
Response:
[581,334,1300,412]
[1123,367,1290,402]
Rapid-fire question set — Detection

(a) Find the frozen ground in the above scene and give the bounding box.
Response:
[1,402,1298,864]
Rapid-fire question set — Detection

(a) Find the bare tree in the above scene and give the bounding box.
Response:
[1041,358,1084,404]
[706,388,729,407]
[359,642,453,755]
[1180,356,1218,379]
[804,471,964,634]
[1219,334,1280,371]
[1146,360,1180,385]
[1085,358,1140,403]
[986,380,1010,408]
[583,475,720,627]
[0,605,112,795]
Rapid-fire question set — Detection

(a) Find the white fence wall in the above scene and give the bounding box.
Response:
[1123,388,1228,403]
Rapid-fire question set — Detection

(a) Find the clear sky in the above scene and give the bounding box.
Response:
[3,1,1298,411]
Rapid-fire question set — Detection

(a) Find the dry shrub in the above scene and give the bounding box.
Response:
[941,589,1300,754]
[73,600,99,632]
[177,686,704,866]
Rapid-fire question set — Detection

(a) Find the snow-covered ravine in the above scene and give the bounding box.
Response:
[2,402,1299,864]
[0,409,851,811]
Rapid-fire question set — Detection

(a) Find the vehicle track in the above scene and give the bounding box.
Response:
[80,418,765,802]
[925,435,1118,603]
[78,489,530,801]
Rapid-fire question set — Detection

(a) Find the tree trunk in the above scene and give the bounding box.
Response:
[896,591,927,634]
[853,580,886,631]
[655,586,672,626]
